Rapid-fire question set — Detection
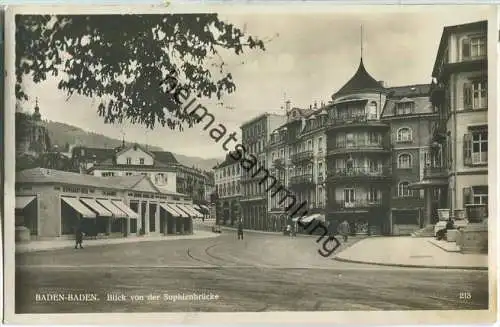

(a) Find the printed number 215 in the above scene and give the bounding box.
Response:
[460,292,471,300]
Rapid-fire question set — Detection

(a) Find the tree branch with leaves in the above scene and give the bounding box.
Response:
[16,14,267,129]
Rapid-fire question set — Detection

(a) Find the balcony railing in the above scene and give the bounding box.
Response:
[290,150,314,163]
[328,114,389,127]
[289,174,314,186]
[327,166,391,180]
[423,166,447,179]
[329,200,383,210]
[328,142,390,155]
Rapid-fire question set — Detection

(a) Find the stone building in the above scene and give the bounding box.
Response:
[15,168,202,241]
[213,152,241,226]
[240,113,287,230]
[413,20,488,225]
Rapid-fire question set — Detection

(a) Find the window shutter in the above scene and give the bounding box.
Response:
[463,133,473,166]
[463,83,472,109]
[462,38,470,58]
[463,187,472,207]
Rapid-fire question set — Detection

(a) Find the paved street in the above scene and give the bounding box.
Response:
[16,230,488,313]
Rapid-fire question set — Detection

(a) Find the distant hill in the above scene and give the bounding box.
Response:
[39,119,223,171]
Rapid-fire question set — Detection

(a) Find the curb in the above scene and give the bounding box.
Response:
[16,233,220,254]
[333,256,487,271]
[427,239,461,253]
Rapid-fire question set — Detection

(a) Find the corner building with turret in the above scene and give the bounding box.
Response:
[325,58,436,236]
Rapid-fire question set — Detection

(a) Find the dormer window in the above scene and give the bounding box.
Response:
[126,157,132,165]
[396,101,415,115]
[139,158,145,165]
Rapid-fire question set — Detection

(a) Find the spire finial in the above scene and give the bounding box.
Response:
[360,24,364,60]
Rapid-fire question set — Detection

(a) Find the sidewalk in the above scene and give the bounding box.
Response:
[334,236,488,270]
[15,230,219,254]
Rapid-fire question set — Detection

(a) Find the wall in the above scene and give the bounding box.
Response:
[453,173,488,211]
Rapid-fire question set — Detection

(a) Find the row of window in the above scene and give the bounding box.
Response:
[216,164,241,180]
[216,181,241,197]
[242,121,266,140]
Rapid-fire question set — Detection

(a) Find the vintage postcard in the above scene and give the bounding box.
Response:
[3,3,498,325]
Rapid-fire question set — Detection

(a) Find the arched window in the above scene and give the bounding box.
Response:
[368,101,378,119]
[398,153,412,168]
[397,127,413,142]
[398,182,412,197]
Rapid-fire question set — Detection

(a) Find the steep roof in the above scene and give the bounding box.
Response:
[381,84,434,118]
[386,84,431,99]
[432,20,488,78]
[152,151,178,165]
[215,152,241,169]
[334,59,386,98]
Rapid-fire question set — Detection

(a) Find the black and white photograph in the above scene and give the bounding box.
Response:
[3,4,497,325]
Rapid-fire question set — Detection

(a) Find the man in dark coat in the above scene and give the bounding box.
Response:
[237,219,244,240]
[75,223,84,249]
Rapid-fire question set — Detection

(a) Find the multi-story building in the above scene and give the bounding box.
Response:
[213,152,242,226]
[324,57,437,235]
[71,144,209,207]
[325,58,393,235]
[267,102,328,232]
[381,84,437,235]
[240,113,287,230]
[415,20,488,225]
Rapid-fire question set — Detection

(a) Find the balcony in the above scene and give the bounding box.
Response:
[290,150,314,164]
[329,200,384,211]
[423,166,448,180]
[391,196,425,209]
[328,114,390,130]
[327,166,392,182]
[289,174,314,188]
[327,142,390,156]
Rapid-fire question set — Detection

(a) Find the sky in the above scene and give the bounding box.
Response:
[17,6,490,158]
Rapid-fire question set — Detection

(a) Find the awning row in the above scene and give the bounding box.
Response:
[61,197,139,219]
[160,203,203,218]
[17,195,205,220]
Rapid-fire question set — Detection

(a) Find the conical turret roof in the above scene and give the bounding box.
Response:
[333,59,385,98]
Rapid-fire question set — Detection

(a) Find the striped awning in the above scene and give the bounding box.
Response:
[181,204,203,218]
[159,203,181,216]
[61,197,96,219]
[96,199,127,218]
[112,200,139,219]
[170,204,190,218]
[80,198,113,216]
[16,196,36,210]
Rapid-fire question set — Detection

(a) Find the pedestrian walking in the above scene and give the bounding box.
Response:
[337,220,350,242]
[75,223,84,249]
[237,219,244,240]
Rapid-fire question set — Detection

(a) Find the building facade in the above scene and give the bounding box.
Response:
[415,20,488,224]
[240,113,287,230]
[324,58,437,235]
[71,144,210,206]
[381,84,437,235]
[213,152,242,226]
[15,168,203,241]
[267,104,328,232]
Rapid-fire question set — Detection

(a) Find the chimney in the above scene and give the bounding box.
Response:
[285,100,291,111]
[378,80,385,87]
[314,101,318,109]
